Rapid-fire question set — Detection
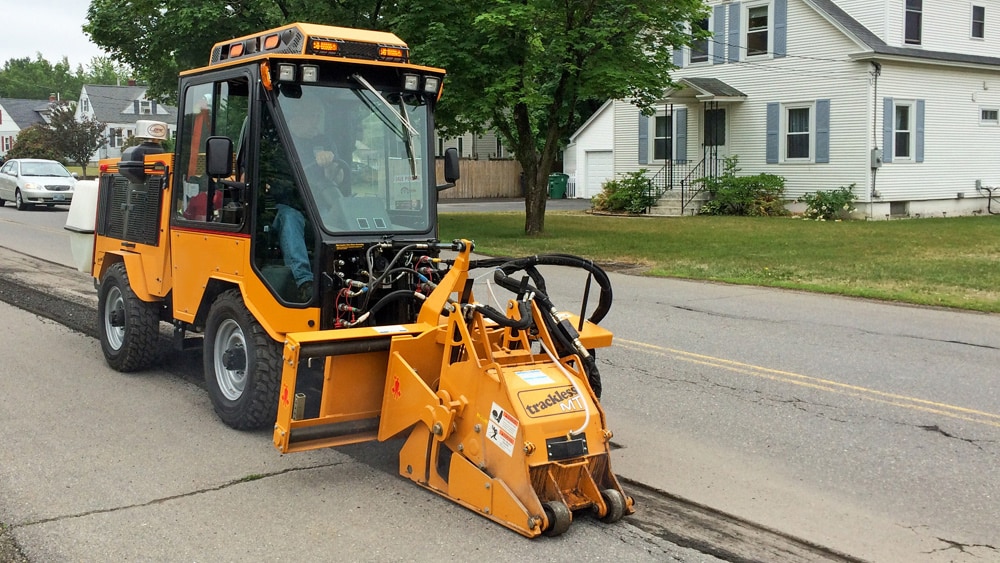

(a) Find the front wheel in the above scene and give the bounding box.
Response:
[203,289,282,430]
[98,262,160,371]
[15,189,32,210]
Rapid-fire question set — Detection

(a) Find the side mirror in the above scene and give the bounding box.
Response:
[71,172,79,179]
[437,147,460,192]
[205,136,234,178]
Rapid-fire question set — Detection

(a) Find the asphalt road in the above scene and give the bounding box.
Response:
[1,203,999,562]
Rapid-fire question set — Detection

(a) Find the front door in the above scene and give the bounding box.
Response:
[703,106,728,177]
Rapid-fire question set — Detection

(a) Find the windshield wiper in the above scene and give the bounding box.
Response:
[351,74,419,137]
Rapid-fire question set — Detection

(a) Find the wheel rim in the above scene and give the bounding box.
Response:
[103,285,126,350]
[214,318,248,401]
[15,190,22,208]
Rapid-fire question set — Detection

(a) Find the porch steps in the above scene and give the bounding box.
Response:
[649,189,710,216]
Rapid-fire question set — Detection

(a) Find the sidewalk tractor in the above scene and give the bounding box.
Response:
[66,22,633,536]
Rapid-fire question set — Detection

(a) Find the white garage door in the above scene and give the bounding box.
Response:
[584,150,614,199]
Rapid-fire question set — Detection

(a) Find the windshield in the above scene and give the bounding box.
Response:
[21,161,72,177]
[275,84,432,234]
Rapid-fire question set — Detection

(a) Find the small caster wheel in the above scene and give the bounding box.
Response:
[599,488,626,523]
[542,501,572,536]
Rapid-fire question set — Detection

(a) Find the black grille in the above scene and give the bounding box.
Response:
[95,173,163,246]
[45,185,71,191]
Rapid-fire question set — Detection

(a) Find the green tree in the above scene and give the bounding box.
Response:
[5,125,61,161]
[83,0,392,101]
[47,105,106,179]
[0,54,133,100]
[393,0,707,234]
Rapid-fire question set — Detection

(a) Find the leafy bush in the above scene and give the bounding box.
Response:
[592,170,657,214]
[799,184,858,221]
[698,156,788,216]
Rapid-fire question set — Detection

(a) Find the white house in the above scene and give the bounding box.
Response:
[0,97,62,159]
[74,84,178,162]
[592,0,1000,218]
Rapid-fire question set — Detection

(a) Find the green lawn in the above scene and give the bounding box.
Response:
[440,212,1000,313]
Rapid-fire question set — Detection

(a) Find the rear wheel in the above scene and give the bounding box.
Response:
[15,189,32,210]
[98,262,160,371]
[0,197,5,207]
[204,289,281,430]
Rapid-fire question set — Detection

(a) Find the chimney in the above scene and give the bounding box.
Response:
[128,79,137,86]
[49,93,56,102]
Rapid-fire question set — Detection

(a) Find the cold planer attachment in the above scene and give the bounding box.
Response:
[273,240,634,537]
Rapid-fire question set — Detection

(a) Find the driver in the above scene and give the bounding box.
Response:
[262,95,345,302]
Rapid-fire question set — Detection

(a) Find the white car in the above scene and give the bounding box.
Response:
[0,158,77,210]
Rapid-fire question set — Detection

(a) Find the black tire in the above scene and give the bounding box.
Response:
[98,262,160,372]
[15,189,32,210]
[203,289,282,430]
[0,197,5,207]
[542,501,572,537]
[598,488,627,523]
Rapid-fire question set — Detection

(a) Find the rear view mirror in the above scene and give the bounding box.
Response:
[437,147,460,192]
[205,136,234,177]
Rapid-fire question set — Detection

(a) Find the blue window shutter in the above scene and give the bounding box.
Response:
[882,97,894,163]
[816,99,830,163]
[672,48,684,68]
[675,108,688,162]
[915,99,925,162]
[774,0,788,58]
[638,114,649,164]
[713,5,726,64]
[766,102,779,164]
[728,3,742,62]
[133,100,140,114]
[152,101,158,113]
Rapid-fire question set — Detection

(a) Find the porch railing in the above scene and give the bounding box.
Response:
[646,153,718,214]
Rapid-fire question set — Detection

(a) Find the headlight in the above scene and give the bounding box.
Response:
[24,182,43,190]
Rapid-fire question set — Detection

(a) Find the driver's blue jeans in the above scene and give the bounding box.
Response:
[273,204,312,288]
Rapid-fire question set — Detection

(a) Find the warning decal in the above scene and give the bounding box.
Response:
[486,402,519,456]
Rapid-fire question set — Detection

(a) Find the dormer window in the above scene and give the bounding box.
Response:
[139,100,153,115]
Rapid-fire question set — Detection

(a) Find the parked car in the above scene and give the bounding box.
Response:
[0,159,77,210]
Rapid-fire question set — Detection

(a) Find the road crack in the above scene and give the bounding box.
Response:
[918,424,994,451]
[11,461,347,529]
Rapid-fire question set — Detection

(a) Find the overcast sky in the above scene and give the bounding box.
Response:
[1,0,107,69]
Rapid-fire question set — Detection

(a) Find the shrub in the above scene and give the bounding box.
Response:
[698,156,788,216]
[592,170,657,214]
[799,184,858,221]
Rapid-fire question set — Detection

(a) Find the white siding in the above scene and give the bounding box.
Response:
[834,0,887,40]
[874,63,1000,201]
[885,0,1000,55]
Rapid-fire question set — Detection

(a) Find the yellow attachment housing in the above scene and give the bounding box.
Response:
[273,241,633,537]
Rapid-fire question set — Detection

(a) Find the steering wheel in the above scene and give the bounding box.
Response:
[304,157,352,196]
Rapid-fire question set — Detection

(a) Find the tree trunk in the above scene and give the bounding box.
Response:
[524,168,548,235]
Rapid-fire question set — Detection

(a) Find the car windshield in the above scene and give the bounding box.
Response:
[275,84,432,234]
[21,162,72,177]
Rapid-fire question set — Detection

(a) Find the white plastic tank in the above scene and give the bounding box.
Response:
[64,179,100,273]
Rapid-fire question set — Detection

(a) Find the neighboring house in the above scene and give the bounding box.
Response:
[564,100,614,199]
[0,97,61,158]
[437,130,510,160]
[592,0,1000,218]
[75,84,178,162]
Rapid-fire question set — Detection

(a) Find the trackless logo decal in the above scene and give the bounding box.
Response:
[518,386,584,418]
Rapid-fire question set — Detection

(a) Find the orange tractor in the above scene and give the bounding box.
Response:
[67,22,633,536]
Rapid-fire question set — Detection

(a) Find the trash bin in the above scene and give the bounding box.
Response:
[548,173,568,199]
